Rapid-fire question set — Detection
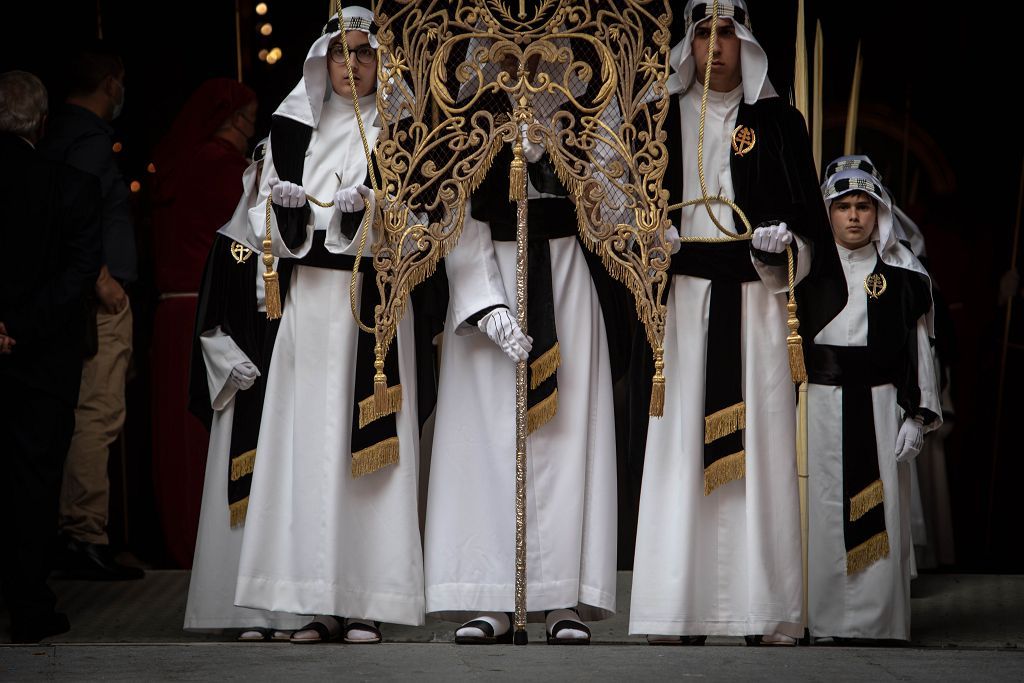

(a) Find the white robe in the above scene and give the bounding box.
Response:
[184,325,306,632]
[235,93,425,626]
[630,85,809,638]
[423,200,618,621]
[807,242,940,640]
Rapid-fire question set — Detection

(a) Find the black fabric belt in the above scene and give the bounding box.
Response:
[806,344,892,388]
[807,343,891,574]
[489,199,577,242]
[667,241,759,283]
[294,235,358,271]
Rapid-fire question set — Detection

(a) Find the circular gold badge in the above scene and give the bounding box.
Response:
[731,125,756,157]
[864,272,887,299]
[230,241,254,264]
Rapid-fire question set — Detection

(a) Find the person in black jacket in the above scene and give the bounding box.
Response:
[0,70,102,643]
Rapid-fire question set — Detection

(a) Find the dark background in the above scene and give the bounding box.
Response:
[1,1,1020,572]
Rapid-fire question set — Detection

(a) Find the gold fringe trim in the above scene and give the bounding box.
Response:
[704,401,746,445]
[229,449,257,482]
[529,343,561,390]
[704,450,745,496]
[846,531,890,575]
[358,385,402,429]
[229,497,249,529]
[849,479,885,522]
[527,389,559,435]
[351,436,400,478]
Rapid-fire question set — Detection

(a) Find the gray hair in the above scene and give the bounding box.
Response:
[0,71,48,138]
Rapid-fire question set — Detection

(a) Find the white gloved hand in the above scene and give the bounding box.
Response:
[334,184,371,213]
[894,416,925,463]
[664,225,682,255]
[269,177,307,208]
[751,221,793,254]
[228,360,259,392]
[478,307,533,362]
[520,122,544,163]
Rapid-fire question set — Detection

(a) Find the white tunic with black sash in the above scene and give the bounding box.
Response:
[806,242,939,640]
[234,93,425,626]
[423,158,618,621]
[629,85,812,638]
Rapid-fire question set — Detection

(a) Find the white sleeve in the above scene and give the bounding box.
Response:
[751,233,811,294]
[247,141,316,259]
[445,202,509,332]
[914,315,942,433]
[200,327,258,411]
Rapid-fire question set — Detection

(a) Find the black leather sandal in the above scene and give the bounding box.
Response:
[546,610,591,645]
[454,614,515,645]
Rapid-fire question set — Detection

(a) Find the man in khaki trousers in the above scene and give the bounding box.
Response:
[40,43,142,580]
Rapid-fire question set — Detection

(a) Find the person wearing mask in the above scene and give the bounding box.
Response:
[40,41,141,581]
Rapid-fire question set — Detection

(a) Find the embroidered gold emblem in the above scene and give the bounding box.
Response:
[864,273,887,300]
[230,241,254,264]
[731,125,756,156]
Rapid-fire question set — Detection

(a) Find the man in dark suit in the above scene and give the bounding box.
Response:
[0,71,102,643]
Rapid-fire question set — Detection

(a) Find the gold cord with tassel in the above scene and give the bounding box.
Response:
[263,197,282,320]
[649,347,666,416]
[785,245,807,384]
[509,130,527,202]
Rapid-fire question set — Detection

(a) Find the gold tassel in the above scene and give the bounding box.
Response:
[229,497,249,529]
[705,401,745,445]
[649,347,665,417]
[229,449,257,482]
[849,479,885,522]
[785,248,806,383]
[262,198,282,320]
[704,450,746,496]
[509,139,526,202]
[351,436,400,478]
[263,260,282,320]
[372,348,389,409]
[846,531,890,575]
[359,385,403,428]
[529,343,561,390]
[527,389,558,435]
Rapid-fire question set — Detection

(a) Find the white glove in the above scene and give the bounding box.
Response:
[269,177,306,208]
[751,221,793,254]
[894,416,925,463]
[228,360,259,392]
[664,225,682,255]
[334,184,371,213]
[478,307,533,362]
[521,122,544,163]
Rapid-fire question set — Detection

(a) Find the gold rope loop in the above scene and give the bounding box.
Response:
[336,1,382,335]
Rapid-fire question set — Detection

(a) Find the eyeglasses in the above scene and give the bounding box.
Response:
[328,43,376,66]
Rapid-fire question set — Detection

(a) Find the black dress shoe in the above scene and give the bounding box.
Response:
[58,536,144,581]
[10,612,70,643]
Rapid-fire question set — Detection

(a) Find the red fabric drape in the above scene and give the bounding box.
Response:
[150,78,256,567]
